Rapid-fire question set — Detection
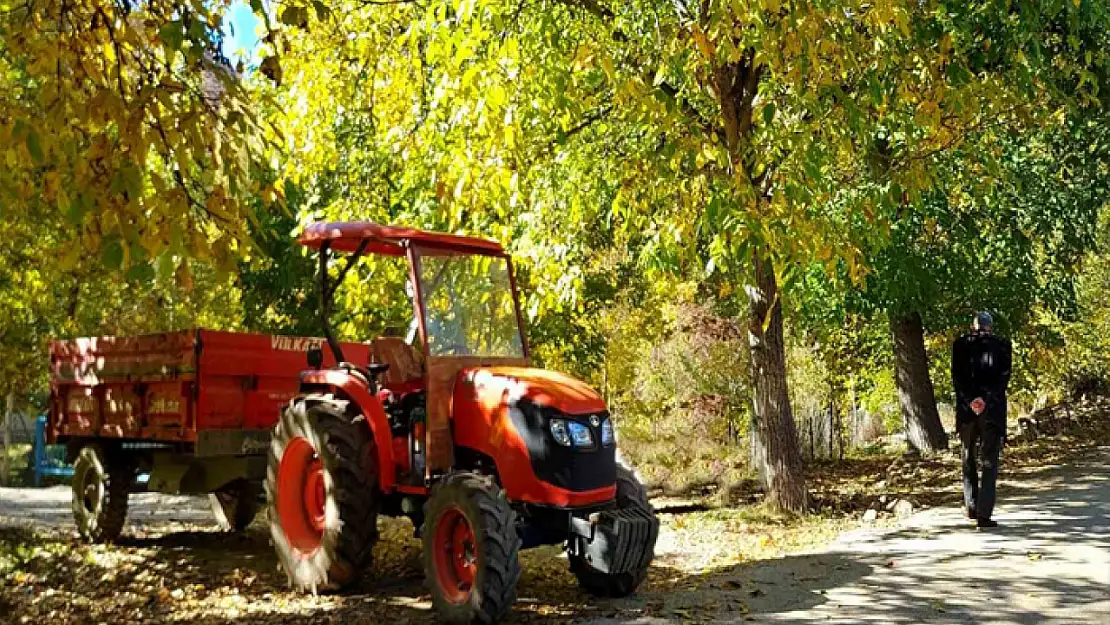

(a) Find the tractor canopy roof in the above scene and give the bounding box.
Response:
[297,221,505,256]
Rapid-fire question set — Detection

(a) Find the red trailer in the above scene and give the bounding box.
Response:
[48,329,371,540]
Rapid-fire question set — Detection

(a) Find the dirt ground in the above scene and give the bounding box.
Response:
[0,436,1107,624]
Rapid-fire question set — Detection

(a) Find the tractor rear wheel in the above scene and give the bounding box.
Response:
[71,444,133,542]
[267,395,379,592]
[569,466,655,597]
[210,480,262,532]
[423,472,521,624]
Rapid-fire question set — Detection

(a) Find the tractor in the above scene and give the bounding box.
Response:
[267,221,659,623]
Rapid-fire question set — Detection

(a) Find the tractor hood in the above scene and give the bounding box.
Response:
[461,366,607,415]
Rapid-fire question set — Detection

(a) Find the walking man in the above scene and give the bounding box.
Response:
[951,312,1012,529]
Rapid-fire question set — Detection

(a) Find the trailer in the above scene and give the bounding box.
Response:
[48,329,371,540]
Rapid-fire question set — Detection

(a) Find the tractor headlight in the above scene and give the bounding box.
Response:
[567,421,595,449]
[549,418,571,446]
[600,418,615,446]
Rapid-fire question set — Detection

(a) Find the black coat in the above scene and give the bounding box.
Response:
[951,331,1012,426]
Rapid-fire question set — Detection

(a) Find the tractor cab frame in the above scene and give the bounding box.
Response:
[267,221,658,623]
[299,221,531,490]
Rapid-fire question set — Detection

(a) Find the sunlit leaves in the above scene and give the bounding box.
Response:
[0,0,275,277]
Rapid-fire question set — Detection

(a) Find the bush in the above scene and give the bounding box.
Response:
[602,299,754,495]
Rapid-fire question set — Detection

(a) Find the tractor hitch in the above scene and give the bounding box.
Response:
[567,507,659,575]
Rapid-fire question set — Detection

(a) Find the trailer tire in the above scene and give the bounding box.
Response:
[569,466,655,597]
[267,395,379,593]
[210,480,262,532]
[72,444,133,543]
[423,472,522,624]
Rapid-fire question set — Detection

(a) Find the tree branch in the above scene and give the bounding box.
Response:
[96,7,128,103]
[552,0,720,145]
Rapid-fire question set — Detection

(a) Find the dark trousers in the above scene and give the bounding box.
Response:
[958,416,1004,520]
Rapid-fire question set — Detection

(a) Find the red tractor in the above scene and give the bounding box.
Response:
[267,222,658,623]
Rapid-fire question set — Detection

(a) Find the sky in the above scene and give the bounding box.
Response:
[222,1,262,66]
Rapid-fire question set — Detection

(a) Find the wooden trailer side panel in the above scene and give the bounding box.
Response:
[49,329,374,451]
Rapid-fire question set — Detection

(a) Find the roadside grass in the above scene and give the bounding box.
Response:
[1,444,32,487]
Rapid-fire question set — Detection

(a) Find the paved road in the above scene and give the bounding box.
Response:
[758,447,1110,625]
[0,485,215,531]
[2,449,1107,624]
[588,446,1110,624]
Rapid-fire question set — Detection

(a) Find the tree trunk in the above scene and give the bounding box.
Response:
[890,311,949,453]
[746,251,808,513]
[1,393,12,485]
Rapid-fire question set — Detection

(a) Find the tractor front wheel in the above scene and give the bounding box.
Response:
[71,444,133,542]
[267,395,379,592]
[569,466,655,597]
[423,472,521,624]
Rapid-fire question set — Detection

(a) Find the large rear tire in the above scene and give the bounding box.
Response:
[569,466,655,597]
[71,444,133,542]
[423,472,522,624]
[266,395,379,592]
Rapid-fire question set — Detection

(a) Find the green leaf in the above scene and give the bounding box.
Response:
[159,21,185,51]
[101,237,124,270]
[126,262,156,283]
[121,164,143,202]
[762,103,775,125]
[280,6,308,28]
[156,252,176,281]
[56,187,70,217]
[259,55,283,84]
[186,17,206,43]
[66,192,89,225]
[652,64,667,86]
[25,128,43,163]
[312,0,330,20]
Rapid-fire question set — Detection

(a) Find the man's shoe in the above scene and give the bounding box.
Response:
[976,518,998,529]
[967,506,977,520]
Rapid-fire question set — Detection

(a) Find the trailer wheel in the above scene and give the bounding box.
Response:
[423,472,521,624]
[267,395,379,592]
[71,444,133,542]
[569,466,655,597]
[210,480,262,532]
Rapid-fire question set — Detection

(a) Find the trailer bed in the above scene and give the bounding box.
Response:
[48,329,371,456]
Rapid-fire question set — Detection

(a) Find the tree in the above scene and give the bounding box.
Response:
[854,0,1110,452]
[0,0,275,277]
[260,0,967,512]
[508,0,986,511]
[253,0,1109,511]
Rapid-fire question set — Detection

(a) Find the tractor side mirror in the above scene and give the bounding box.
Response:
[306,346,324,369]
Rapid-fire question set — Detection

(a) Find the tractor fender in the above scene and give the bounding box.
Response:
[300,370,396,492]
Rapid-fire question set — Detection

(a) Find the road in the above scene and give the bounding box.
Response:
[586,446,1110,624]
[0,486,215,531]
[1,448,1107,624]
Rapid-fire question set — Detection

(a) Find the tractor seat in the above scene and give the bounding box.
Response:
[371,337,424,385]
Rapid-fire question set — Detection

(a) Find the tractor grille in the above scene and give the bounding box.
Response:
[540,442,617,492]
[507,399,617,492]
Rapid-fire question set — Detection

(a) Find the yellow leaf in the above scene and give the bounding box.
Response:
[600,54,615,79]
[59,244,80,270]
[692,25,715,60]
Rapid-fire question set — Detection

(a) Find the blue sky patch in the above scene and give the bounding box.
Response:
[222,1,262,66]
